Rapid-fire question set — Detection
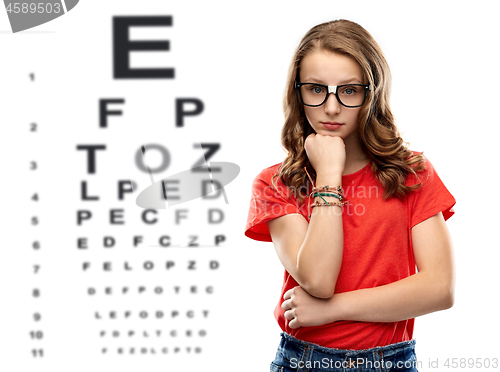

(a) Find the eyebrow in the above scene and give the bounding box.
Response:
[302,77,363,85]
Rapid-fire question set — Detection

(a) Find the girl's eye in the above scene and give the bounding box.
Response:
[310,85,326,94]
[341,86,357,95]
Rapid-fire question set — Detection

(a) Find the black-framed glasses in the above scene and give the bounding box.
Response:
[295,82,371,108]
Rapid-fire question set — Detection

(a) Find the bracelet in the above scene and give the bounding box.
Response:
[315,193,330,205]
[312,185,344,195]
[308,200,347,218]
[312,192,343,201]
[304,166,348,218]
[311,200,348,208]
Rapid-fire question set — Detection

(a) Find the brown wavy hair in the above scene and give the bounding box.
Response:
[272,19,426,203]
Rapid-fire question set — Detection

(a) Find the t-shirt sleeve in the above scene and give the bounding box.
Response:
[244,167,303,242]
[408,156,456,229]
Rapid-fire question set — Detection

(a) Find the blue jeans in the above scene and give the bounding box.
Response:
[270,332,419,372]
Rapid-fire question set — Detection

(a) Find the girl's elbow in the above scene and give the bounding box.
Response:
[302,278,336,299]
[438,282,455,310]
[443,287,455,309]
[295,264,340,298]
[426,271,454,311]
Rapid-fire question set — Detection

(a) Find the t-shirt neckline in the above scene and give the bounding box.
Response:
[342,161,371,179]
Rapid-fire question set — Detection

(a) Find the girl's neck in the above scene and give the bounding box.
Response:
[343,132,369,175]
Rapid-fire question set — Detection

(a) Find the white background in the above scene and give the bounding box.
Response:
[1,1,499,371]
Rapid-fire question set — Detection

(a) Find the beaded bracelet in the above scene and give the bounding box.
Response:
[311,200,348,208]
[312,185,344,195]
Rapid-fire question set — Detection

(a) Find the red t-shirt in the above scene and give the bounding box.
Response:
[244,155,456,349]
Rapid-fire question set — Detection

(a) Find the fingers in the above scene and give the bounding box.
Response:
[288,318,300,329]
[282,286,304,329]
[282,288,302,329]
[283,288,294,301]
[284,308,300,329]
[284,309,301,329]
[281,298,291,311]
[284,308,295,320]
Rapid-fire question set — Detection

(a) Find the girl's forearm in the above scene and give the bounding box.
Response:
[325,271,454,323]
[295,173,344,298]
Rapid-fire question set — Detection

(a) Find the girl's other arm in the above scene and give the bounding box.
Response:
[282,211,454,326]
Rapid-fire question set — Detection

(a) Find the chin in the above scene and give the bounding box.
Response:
[321,129,344,138]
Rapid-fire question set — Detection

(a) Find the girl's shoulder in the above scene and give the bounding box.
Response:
[404,151,456,223]
[251,162,298,200]
[253,162,283,183]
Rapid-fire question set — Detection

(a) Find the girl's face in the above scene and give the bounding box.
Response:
[299,49,364,143]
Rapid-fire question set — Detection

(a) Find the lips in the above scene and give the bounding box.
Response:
[321,122,344,130]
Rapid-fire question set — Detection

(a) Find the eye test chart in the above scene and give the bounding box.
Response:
[1,1,499,372]
[0,1,254,371]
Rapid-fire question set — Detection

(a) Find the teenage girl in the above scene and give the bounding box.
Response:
[245,20,456,372]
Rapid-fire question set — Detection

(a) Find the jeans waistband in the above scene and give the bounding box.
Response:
[277,332,417,371]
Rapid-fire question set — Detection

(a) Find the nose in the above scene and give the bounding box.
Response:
[324,92,341,115]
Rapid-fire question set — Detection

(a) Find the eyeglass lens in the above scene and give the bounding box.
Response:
[299,84,365,107]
